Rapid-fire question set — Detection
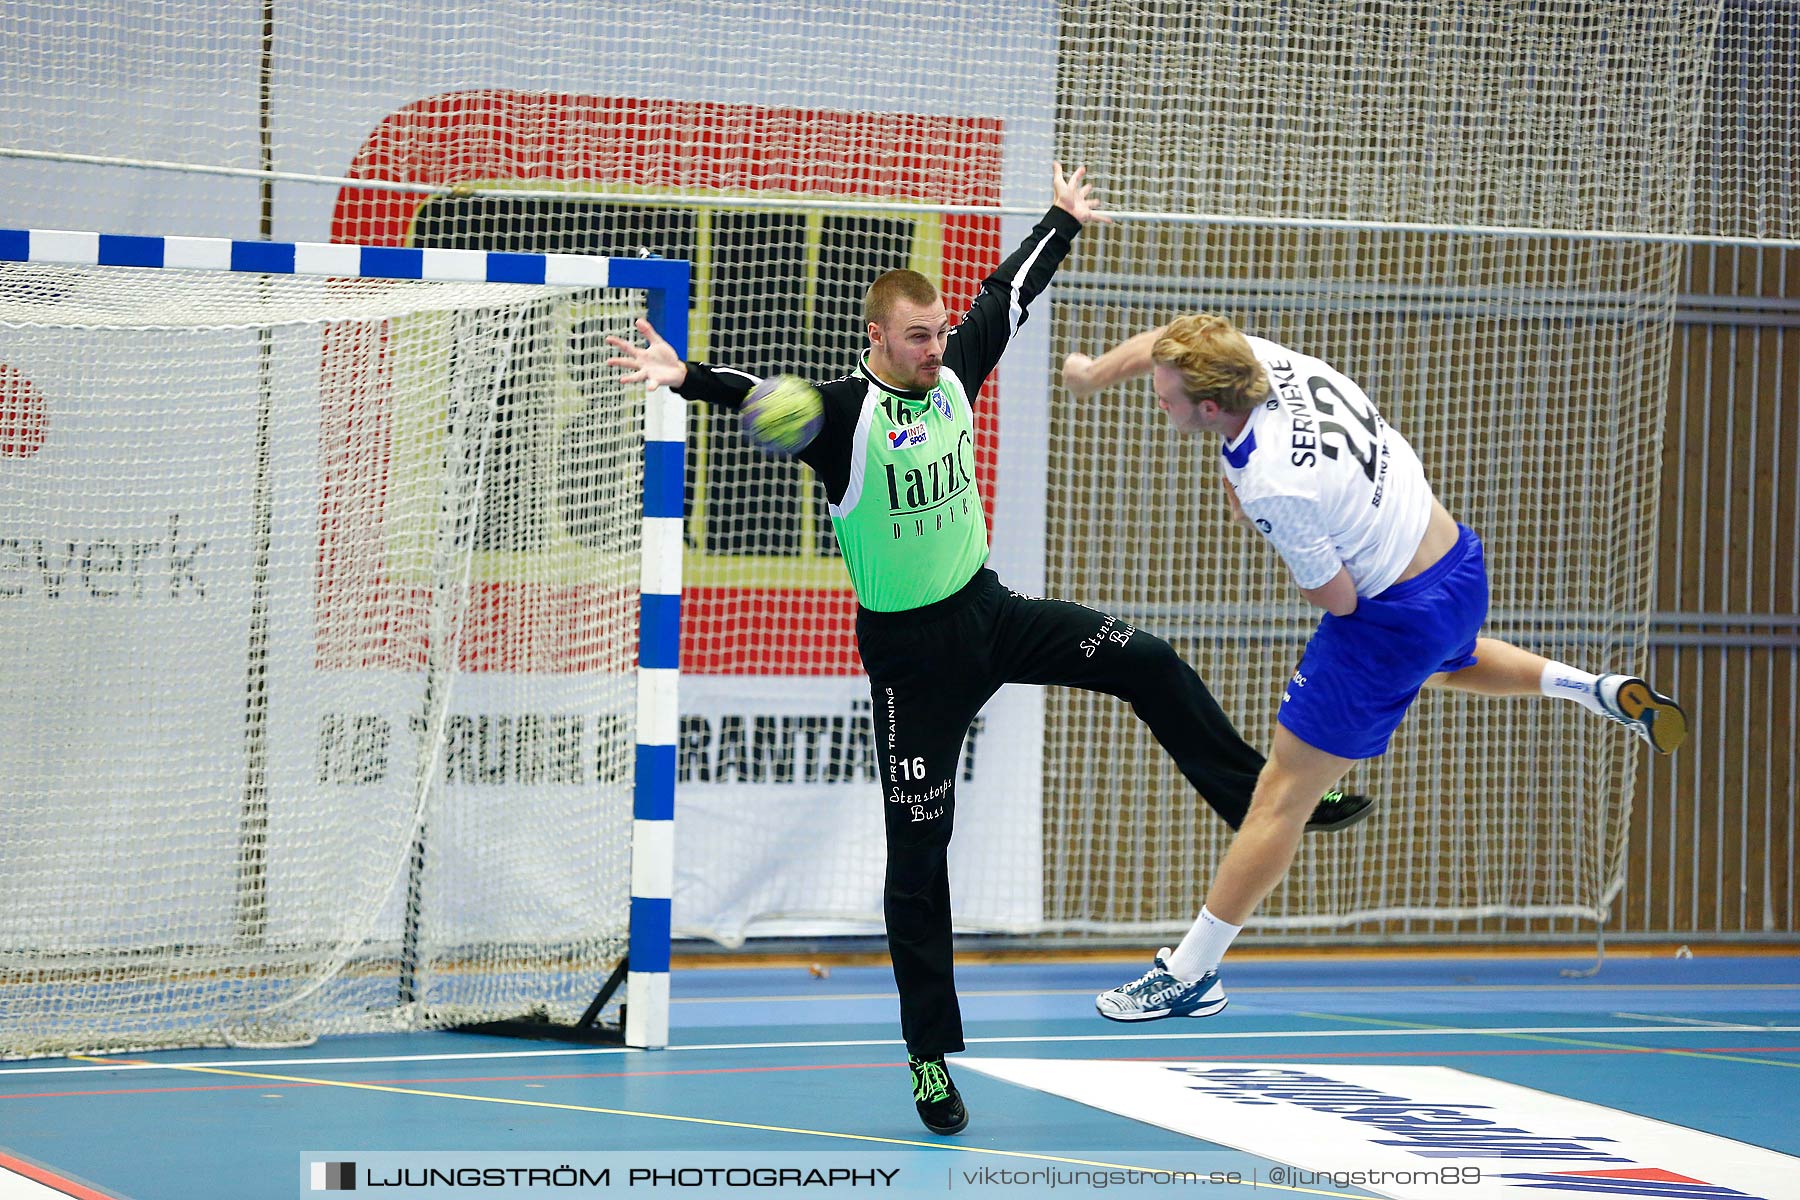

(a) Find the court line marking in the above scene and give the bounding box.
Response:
[59,1055,1359,1199]
[1610,1011,1767,1028]
[8,1045,1800,1102]
[1295,1012,1800,1070]
[4,1024,1797,1077]
[0,1149,118,1200]
[0,1061,923,1101]
[672,982,1800,1004]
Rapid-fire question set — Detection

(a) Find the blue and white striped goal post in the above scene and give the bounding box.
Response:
[0,226,687,1051]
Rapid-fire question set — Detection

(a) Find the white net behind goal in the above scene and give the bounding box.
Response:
[0,262,644,1054]
[1049,231,1680,933]
[1040,2,1714,936]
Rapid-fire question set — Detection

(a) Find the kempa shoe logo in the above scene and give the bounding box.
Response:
[1149,982,1186,1004]
[1131,975,1187,1006]
[310,1162,356,1191]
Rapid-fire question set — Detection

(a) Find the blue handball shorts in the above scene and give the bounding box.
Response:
[1277,523,1490,760]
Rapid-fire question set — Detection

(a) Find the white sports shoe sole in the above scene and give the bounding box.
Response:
[1600,675,1690,754]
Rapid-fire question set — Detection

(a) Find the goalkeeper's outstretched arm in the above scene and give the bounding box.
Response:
[607,316,854,490]
[947,163,1107,393]
[606,315,764,407]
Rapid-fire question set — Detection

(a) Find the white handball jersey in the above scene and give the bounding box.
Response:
[1218,336,1435,597]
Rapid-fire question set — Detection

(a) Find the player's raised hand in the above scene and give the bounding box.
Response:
[1052,161,1111,226]
[605,317,688,389]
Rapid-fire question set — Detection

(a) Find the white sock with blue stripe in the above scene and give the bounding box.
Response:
[1540,661,1604,714]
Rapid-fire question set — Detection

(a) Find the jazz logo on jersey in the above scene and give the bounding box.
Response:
[932,391,954,420]
[888,422,929,450]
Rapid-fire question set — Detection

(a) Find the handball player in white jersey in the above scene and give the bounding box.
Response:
[1062,314,1689,1021]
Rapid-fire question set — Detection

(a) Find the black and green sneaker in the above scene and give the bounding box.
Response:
[908,1054,968,1135]
[1306,789,1375,833]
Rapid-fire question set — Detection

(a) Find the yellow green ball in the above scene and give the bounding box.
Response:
[741,375,824,455]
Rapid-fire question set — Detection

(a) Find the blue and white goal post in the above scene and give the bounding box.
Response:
[0,228,685,1054]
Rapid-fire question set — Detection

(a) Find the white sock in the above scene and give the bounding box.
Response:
[1166,906,1242,982]
[1540,661,1605,715]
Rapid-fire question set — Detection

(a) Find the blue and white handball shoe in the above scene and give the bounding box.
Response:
[1095,949,1228,1022]
[1594,674,1689,754]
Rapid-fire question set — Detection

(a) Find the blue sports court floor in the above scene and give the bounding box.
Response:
[2,951,1796,1199]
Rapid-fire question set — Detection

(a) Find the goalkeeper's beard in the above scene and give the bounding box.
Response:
[867,343,940,392]
[908,361,942,389]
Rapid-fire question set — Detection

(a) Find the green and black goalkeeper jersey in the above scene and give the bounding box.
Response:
[675,205,1082,611]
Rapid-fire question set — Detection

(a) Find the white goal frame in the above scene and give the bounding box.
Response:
[0,226,689,1051]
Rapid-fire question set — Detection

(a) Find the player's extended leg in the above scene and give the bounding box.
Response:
[1421,636,1547,695]
[1096,726,1356,1020]
[857,604,996,1137]
[874,703,972,1060]
[1425,637,1689,753]
[870,685,979,1136]
[1205,727,1358,922]
[992,592,1370,830]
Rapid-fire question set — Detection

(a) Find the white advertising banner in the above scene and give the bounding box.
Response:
[673,675,1044,944]
[258,671,636,950]
[0,332,262,948]
[959,1059,1800,1200]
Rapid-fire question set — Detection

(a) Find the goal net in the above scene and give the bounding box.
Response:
[1043,0,1731,937]
[1,0,1785,960]
[0,254,657,1055]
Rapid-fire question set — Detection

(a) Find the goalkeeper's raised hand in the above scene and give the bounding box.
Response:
[1052,161,1111,227]
[605,317,688,389]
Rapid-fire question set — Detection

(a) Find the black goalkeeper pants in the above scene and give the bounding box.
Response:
[854,567,1266,1059]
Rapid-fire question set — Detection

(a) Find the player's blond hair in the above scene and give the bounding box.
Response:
[1151,314,1270,413]
[864,269,940,327]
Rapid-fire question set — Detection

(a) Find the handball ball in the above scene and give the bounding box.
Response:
[741,375,824,455]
